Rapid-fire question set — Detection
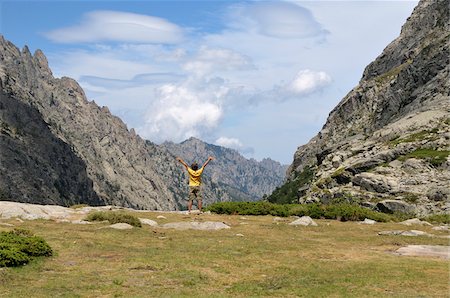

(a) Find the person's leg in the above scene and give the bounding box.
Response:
[188,186,195,212]
[198,199,202,212]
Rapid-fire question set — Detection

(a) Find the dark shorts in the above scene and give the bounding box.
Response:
[188,186,202,202]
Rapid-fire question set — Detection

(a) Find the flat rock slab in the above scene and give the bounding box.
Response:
[395,245,450,259]
[161,221,230,230]
[378,230,431,237]
[0,201,74,220]
[107,223,134,230]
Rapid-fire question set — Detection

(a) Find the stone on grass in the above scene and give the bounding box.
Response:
[400,218,432,226]
[161,221,230,231]
[157,215,167,219]
[432,226,449,231]
[139,218,158,226]
[289,216,318,226]
[359,218,376,225]
[378,230,431,237]
[395,245,449,259]
[108,223,134,230]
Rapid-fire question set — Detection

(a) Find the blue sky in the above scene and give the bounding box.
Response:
[0,0,418,164]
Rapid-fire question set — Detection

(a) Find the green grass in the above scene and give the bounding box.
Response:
[398,148,450,167]
[0,212,448,297]
[85,211,142,227]
[422,213,450,224]
[389,129,438,146]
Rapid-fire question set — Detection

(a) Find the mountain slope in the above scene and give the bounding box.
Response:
[0,36,182,210]
[0,36,278,209]
[271,0,449,215]
[163,137,287,201]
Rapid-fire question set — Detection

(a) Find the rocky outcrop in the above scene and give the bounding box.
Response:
[277,0,449,215]
[162,137,287,201]
[0,36,184,210]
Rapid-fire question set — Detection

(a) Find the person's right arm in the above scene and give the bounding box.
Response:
[176,157,189,170]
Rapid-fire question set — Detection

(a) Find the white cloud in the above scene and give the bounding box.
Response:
[215,137,243,149]
[44,10,184,44]
[285,69,332,95]
[226,1,327,39]
[138,79,225,143]
[183,46,254,76]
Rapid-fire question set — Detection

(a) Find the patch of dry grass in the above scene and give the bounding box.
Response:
[0,213,448,297]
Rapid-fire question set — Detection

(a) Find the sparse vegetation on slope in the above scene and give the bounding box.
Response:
[85,211,142,227]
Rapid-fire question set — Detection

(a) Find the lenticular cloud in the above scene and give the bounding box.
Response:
[45,10,184,44]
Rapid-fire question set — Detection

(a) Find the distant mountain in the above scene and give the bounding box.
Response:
[0,35,287,209]
[271,0,449,215]
[162,137,288,201]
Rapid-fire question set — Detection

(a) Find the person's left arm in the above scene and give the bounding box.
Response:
[202,156,214,168]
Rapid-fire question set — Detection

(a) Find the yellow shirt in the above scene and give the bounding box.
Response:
[187,167,204,186]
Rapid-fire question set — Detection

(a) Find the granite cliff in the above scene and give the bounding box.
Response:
[272,0,449,215]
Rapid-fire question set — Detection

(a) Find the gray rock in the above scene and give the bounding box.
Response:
[359,218,376,225]
[427,187,450,201]
[139,218,158,227]
[376,200,415,214]
[108,223,134,230]
[400,218,432,226]
[432,225,449,231]
[378,230,431,237]
[395,245,449,259]
[161,221,231,230]
[353,173,399,193]
[289,216,318,226]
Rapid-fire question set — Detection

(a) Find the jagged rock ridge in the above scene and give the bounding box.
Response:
[162,137,288,201]
[0,36,283,209]
[274,0,449,215]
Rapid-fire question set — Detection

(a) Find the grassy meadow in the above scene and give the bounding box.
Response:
[0,211,449,297]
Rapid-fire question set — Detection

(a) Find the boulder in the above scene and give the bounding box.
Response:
[359,218,376,225]
[426,187,450,201]
[139,218,158,227]
[353,173,399,193]
[400,218,432,226]
[376,200,415,214]
[289,216,318,226]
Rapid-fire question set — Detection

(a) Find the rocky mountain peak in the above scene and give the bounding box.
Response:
[276,0,450,215]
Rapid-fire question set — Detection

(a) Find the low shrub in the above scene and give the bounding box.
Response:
[85,211,142,227]
[0,229,53,267]
[206,202,398,222]
[421,213,450,224]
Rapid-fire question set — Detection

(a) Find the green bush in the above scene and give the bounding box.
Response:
[0,229,53,267]
[206,202,398,222]
[421,213,450,224]
[85,211,142,227]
